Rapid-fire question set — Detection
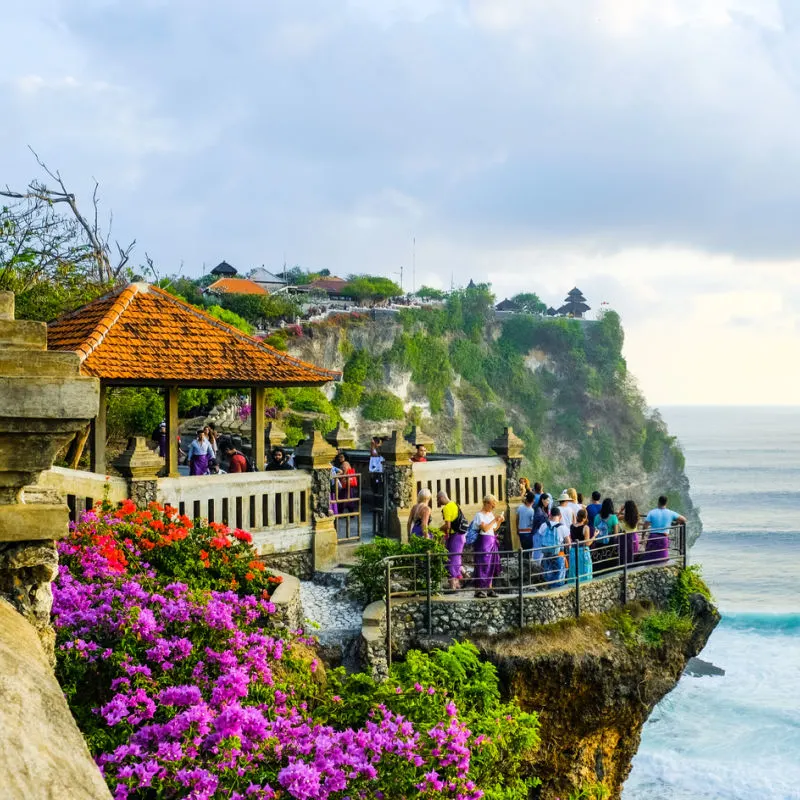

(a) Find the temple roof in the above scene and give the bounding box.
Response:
[307,276,349,295]
[47,283,339,387]
[210,260,237,276]
[207,277,268,295]
[566,287,587,300]
[249,267,287,285]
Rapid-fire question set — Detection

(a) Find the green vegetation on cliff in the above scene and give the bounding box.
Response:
[327,284,687,500]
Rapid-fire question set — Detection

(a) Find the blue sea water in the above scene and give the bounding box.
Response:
[623,407,800,800]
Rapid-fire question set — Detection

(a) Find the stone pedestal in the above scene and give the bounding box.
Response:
[491,426,525,549]
[113,436,163,508]
[294,430,339,570]
[381,431,415,542]
[0,292,99,656]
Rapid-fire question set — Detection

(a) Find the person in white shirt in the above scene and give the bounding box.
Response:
[472,494,504,598]
[557,490,575,528]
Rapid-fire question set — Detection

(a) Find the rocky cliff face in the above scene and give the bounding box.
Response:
[287,317,699,535]
[475,594,719,800]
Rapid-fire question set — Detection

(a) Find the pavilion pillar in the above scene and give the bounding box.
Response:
[165,385,180,478]
[490,426,525,550]
[250,386,266,471]
[90,382,107,475]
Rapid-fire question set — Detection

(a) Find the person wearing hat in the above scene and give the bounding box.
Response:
[152,421,168,459]
[557,490,575,528]
[538,506,569,588]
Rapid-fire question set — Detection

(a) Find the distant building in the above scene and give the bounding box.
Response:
[557,288,591,319]
[210,260,238,278]
[546,307,558,317]
[307,276,351,298]
[249,267,288,292]
[467,279,477,289]
[207,278,268,296]
[495,298,521,312]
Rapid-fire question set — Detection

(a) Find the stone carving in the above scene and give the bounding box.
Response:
[0,291,99,655]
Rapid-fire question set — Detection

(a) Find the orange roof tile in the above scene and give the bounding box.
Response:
[207,277,269,295]
[47,283,339,387]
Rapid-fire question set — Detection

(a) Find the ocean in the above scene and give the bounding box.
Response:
[623,406,800,800]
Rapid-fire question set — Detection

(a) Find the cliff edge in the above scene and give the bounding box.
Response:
[475,594,719,800]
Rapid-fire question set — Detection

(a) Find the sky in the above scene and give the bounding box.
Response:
[3,0,800,406]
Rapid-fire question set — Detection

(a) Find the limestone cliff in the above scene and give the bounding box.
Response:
[286,314,699,535]
[474,594,720,800]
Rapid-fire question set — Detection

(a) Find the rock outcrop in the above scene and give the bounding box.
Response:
[0,600,112,799]
[476,594,720,800]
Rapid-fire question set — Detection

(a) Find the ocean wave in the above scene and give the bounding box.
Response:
[722,612,800,634]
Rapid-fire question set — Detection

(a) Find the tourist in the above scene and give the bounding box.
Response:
[533,482,543,506]
[438,491,468,590]
[641,496,686,564]
[532,493,551,532]
[567,508,593,584]
[519,477,531,498]
[538,507,569,588]
[368,436,384,497]
[153,421,167,459]
[618,500,641,566]
[407,488,432,538]
[332,452,357,512]
[410,444,428,463]
[187,429,214,476]
[586,491,602,532]
[224,442,249,474]
[203,424,218,458]
[557,490,575,527]
[592,498,620,573]
[567,487,582,516]
[472,494,504,598]
[516,491,536,552]
[266,448,293,471]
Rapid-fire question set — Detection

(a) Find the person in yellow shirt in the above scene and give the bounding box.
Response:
[437,491,465,590]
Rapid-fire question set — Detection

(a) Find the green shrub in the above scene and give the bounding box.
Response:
[348,535,448,604]
[670,565,712,616]
[333,381,364,409]
[205,304,253,334]
[638,610,693,647]
[315,642,541,799]
[106,387,164,440]
[361,389,405,421]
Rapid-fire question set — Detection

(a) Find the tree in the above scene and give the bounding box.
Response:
[0,149,135,288]
[415,285,447,300]
[218,293,300,326]
[511,292,546,315]
[345,275,403,303]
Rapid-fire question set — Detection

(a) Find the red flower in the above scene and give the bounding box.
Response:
[233,529,252,544]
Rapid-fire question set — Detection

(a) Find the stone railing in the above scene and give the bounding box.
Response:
[361,565,682,679]
[157,471,314,577]
[36,467,128,522]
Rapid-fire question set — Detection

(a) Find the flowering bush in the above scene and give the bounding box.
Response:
[54,508,539,799]
[74,501,282,596]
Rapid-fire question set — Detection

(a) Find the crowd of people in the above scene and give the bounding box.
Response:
[409,482,687,598]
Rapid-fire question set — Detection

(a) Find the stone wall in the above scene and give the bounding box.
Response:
[361,566,681,679]
[269,571,304,630]
[261,550,314,581]
[0,600,112,799]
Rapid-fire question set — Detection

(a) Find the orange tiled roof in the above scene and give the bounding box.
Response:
[47,283,339,387]
[207,277,269,295]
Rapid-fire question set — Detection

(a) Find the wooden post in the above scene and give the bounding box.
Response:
[251,386,266,471]
[90,382,107,474]
[166,385,180,478]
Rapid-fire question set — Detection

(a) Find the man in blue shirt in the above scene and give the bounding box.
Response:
[516,491,536,551]
[586,491,602,533]
[643,496,687,563]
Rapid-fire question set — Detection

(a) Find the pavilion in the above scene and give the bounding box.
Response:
[557,288,591,318]
[47,283,339,476]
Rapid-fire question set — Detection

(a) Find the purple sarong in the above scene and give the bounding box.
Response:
[473,534,500,589]
[641,533,669,564]
[619,530,640,565]
[189,453,210,476]
[447,533,466,579]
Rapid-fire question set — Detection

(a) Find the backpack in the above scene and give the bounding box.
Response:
[452,507,471,536]
[541,522,564,559]
[595,517,609,546]
[238,451,256,472]
[465,520,479,547]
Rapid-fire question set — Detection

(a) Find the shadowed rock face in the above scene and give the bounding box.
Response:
[0,600,112,799]
[477,594,720,800]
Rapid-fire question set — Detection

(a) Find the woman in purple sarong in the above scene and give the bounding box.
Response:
[187,430,213,476]
[472,494,504,598]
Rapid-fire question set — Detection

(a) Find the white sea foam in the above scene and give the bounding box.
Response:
[623,407,800,800]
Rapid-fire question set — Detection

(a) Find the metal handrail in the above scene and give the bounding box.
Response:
[381,523,687,665]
